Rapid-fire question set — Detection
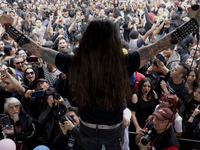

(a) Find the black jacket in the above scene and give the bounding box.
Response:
[53,127,85,150]
[0,113,35,148]
[146,121,180,149]
[38,104,67,142]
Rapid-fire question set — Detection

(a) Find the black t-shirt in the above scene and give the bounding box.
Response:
[164,71,189,101]
[55,51,140,125]
[145,121,180,150]
[130,92,156,128]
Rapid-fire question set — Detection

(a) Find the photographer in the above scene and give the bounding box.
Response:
[136,108,180,150]
[37,87,69,149]
[52,106,84,150]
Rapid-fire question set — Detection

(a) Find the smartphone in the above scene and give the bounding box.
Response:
[26,56,39,62]
[1,116,12,129]
[156,54,165,62]
[31,90,44,97]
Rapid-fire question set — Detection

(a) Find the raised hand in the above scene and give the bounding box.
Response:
[188,5,200,24]
[0,68,9,77]
[49,15,54,22]
[0,15,14,29]
[192,105,200,117]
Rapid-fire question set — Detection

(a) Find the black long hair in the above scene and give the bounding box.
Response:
[3,44,12,56]
[23,67,38,86]
[69,19,131,110]
[188,68,199,89]
[136,77,154,100]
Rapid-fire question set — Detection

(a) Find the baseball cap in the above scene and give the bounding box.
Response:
[36,78,49,84]
[154,108,174,122]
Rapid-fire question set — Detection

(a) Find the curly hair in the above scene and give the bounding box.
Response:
[136,77,154,100]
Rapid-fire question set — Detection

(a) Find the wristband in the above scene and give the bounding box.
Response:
[5,24,30,46]
[154,21,157,24]
[191,116,195,118]
[2,23,10,29]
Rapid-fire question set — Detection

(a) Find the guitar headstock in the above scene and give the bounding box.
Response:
[170,18,198,44]
[188,5,200,19]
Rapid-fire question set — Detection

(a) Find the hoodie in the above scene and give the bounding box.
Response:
[166,51,180,71]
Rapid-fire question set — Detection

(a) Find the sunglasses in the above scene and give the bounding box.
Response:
[15,61,24,65]
[26,71,34,75]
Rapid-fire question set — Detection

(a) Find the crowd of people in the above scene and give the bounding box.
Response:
[0,0,200,149]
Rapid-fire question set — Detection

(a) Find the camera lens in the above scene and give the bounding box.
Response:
[141,136,150,145]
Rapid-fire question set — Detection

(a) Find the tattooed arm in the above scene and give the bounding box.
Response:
[22,40,58,66]
[137,5,200,69]
[0,15,58,66]
[137,33,172,69]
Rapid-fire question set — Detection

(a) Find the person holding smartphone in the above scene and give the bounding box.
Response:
[0,97,36,149]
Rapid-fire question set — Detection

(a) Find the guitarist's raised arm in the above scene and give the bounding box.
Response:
[0,5,199,69]
[137,5,200,69]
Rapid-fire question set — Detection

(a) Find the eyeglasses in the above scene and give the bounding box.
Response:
[26,71,34,76]
[159,99,169,103]
[15,61,24,64]
[153,117,168,124]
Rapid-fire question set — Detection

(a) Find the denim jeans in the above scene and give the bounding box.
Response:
[73,122,124,150]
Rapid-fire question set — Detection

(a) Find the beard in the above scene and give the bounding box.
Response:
[13,113,19,123]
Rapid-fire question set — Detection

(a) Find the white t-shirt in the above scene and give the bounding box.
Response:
[123,108,132,150]
[101,108,132,150]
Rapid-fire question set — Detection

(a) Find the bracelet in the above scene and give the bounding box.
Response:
[191,116,195,118]
[2,23,10,29]
[5,24,30,46]
[154,21,157,24]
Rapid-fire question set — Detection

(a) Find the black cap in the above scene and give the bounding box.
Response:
[36,78,49,84]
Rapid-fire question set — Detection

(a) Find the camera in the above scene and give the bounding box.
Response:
[53,93,61,100]
[156,54,166,63]
[60,115,74,124]
[141,128,156,145]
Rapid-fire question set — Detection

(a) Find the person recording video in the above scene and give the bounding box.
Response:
[52,106,84,150]
[136,108,180,150]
